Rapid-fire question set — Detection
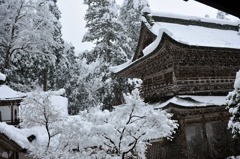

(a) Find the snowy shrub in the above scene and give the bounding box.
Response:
[78,88,178,159]
[19,88,67,155]
[227,70,240,135]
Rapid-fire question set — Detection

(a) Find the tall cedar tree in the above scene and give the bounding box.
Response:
[83,0,130,110]
[43,0,89,114]
[0,0,59,91]
[119,0,149,58]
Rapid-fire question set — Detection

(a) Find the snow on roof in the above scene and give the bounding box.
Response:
[46,89,68,116]
[0,85,26,100]
[151,11,240,26]
[0,122,49,150]
[50,95,68,116]
[26,89,69,116]
[0,72,6,81]
[109,59,132,73]
[155,95,227,109]
[110,12,240,74]
[150,22,240,50]
[0,122,30,149]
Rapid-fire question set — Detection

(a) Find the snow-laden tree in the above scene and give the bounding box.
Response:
[227,70,240,135]
[37,0,65,91]
[52,43,94,114]
[0,0,36,72]
[119,0,149,57]
[66,88,178,159]
[82,0,130,110]
[21,88,177,159]
[19,88,67,156]
[0,0,64,91]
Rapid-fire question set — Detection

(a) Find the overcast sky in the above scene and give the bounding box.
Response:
[57,0,227,53]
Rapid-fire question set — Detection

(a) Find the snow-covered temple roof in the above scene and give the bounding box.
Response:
[0,122,31,150]
[0,85,26,100]
[149,13,240,51]
[154,95,227,109]
[110,10,240,74]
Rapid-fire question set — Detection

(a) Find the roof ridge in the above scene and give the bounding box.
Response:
[150,11,240,31]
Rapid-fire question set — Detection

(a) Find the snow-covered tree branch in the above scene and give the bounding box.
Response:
[19,89,67,155]
[19,88,177,159]
[77,88,178,159]
[227,70,240,135]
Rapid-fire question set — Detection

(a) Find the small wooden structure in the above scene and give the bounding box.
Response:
[113,10,240,159]
[0,133,26,159]
[0,85,25,125]
[0,130,32,159]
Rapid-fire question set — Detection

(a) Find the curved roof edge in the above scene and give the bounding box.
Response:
[111,27,240,76]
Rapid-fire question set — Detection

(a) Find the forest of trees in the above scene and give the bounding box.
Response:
[0,0,149,114]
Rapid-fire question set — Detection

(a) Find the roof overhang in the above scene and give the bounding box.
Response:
[0,133,24,152]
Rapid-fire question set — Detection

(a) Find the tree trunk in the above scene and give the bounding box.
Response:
[4,48,11,72]
[43,68,48,91]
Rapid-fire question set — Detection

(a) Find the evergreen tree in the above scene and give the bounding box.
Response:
[0,0,59,91]
[119,0,149,58]
[227,70,240,135]
[41,0,65,91]
[53,43,93,114]
[83,0,129,110]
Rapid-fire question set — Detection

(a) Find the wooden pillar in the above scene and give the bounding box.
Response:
[11,105,13,124]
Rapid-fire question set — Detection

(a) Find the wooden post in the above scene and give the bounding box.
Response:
[11,105,13,124]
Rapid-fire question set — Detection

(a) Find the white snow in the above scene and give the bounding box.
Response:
[152,11,240,26]
[0,72,6,81]
[155,95,227,109]
[0,88,177,158]
[0,89,68,150]
[0,122,30,149]
[142,28,173,55]
[0,85,26,99]
[50,95,68,116]
[150,22,240,50]
[141,6,151,14]
[234,70,240,89]
[109,59,132,73]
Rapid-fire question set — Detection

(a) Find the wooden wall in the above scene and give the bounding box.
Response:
[146,105,240,159]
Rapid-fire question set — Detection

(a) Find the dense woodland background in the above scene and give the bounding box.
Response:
[0,0,151,114]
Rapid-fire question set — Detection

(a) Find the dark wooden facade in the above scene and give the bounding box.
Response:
[146,104,240,159]
[0,133,31,159]
[116,16,240,103]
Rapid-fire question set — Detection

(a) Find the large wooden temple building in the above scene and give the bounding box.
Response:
[112,8,240,159]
